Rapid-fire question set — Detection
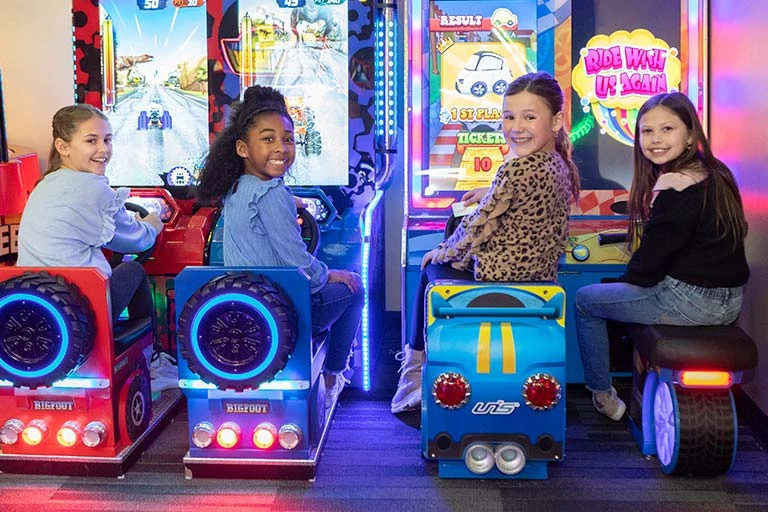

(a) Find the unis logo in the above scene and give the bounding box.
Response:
[471,400,521,415]
[32,400,75,411]
[223,401,270,414]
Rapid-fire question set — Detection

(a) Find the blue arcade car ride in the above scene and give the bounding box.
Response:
[174,209,334,480]
[421,281,567,479]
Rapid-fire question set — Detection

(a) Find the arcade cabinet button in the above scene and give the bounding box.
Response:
[572,245,590,262]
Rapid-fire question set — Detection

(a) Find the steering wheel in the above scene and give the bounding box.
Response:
[297,207,321,256]
[105,202,158,268]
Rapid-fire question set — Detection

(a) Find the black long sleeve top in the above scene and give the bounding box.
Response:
[623,179,750,288]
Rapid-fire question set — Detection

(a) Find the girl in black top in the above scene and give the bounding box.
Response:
[574,92,749,421]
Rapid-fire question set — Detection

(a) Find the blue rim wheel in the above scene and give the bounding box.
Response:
[177,273,297,391]
[0,272,95,388]
[654,382,736,475]
[470,82,487,97]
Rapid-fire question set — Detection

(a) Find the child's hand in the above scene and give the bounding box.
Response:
[460,187,489,206]
[139,212,165,234]
[421,248,440,270]
[293,196,306,209]
[328,269,362,293]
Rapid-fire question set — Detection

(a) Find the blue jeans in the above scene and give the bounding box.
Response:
[311,280,364,373]
[409,263,475,351]
[575,275,743,392]
[110,261,154,323]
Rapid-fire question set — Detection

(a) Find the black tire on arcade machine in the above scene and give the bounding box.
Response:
[125,363,152,442]
[177,272,298,391]
[0,272,95,388]
[653,382,736,476]
[314,376,327,442]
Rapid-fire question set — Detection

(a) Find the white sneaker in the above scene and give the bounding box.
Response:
[150,351,179,393]
[325,372,349,410]
[592,387,626,421]
[390,346,424,414]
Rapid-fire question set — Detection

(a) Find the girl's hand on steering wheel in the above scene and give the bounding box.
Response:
[139,212,165,234]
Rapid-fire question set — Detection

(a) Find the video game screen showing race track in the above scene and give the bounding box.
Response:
[224,0,349,186]
[98,0,209,188]
[423,0,536,196]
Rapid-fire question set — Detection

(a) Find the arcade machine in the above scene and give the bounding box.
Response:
[173,0,395,478]
[0,12,181,471]
[0,146,38,267]
[202,0,396,393]
[72,0,219,361]
[403,0,709,383]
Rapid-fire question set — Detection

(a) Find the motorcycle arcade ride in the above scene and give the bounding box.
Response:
[0,265,181,476]
[625,323,758,476]
[176,213,334,480]
[422,281,567,479]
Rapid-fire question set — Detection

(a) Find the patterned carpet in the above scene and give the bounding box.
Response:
[2,385,767,512]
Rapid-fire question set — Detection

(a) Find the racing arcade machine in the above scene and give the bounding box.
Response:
[175,0,395,479]
[73,0,219,362]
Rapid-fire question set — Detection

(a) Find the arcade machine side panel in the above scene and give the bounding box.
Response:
[403,0,567,348]
[0,145,40,267]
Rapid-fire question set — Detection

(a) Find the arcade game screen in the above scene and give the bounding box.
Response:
[421,0,536,202]
[569,1,683,196]
[98,0,209,188]
[221,0,350,187]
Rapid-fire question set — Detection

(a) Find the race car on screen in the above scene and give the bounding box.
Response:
[138,104,173,130]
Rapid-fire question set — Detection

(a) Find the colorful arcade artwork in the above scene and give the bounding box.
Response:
[98,0,209,187]
[221,0,349,186]
[419,0,536,207]
[572,29,682,146]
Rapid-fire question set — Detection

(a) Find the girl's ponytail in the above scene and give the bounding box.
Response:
[555,127,580,203]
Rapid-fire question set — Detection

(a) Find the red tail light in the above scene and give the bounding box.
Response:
[217,422,241,448]
[432,372,471,409]
[522,374,561,411]
[22,419,48,446]
[57,421,82,447]
[253,423,277,449]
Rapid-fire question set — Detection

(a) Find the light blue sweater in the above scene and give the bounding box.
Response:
[223,175,328,293]
[17,169,158,277]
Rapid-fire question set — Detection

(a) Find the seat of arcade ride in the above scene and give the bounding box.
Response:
[626,323,758,372]
[113,317,154,355]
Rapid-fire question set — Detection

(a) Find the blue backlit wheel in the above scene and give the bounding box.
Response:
[0,272,95,388]
[177,273,298,391]
[653,382,736,475]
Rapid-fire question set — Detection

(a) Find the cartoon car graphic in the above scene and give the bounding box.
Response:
[138,104,173,130]
[490,8,519,31]
[286,97,322,157]
[455,51,513,97]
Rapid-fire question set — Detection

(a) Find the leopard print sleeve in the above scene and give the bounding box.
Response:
[432,152,572,282]
[432,160,520,269]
